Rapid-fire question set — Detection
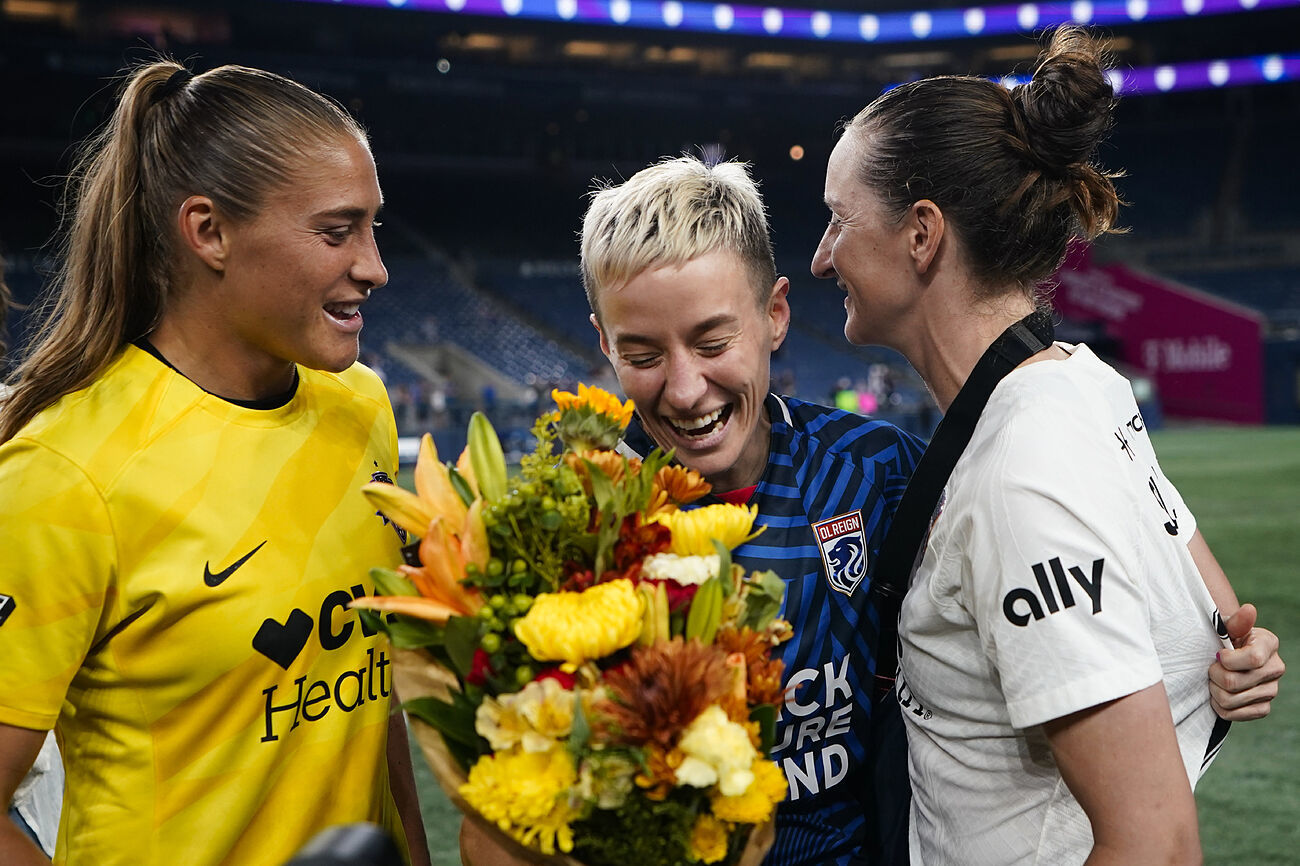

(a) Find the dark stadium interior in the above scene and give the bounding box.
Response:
[3,0,1299,442]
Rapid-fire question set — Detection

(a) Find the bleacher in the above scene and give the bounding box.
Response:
[364,255,593,387]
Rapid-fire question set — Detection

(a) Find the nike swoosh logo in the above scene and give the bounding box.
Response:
[204,540,268,587]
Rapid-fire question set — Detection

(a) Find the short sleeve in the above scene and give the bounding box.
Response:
[0,438,116,730]
[963,401,1165,730]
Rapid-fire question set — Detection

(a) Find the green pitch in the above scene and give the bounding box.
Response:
[404,425,1300,865]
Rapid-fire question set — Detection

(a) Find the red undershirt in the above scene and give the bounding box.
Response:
[715,485,758,505]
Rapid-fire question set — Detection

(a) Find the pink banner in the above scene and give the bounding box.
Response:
[1054,248,1264,424]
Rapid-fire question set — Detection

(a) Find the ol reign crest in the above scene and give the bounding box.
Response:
[813,511,869,595]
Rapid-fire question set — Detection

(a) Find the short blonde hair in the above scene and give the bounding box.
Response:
[580,156,777,322]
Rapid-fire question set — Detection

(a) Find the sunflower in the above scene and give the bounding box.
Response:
[552,383,635,426]
[551,384,636,451]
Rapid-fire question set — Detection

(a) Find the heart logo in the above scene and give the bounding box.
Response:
[252,608,314,670]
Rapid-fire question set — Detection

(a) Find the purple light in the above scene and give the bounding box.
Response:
[288,0,1300,43]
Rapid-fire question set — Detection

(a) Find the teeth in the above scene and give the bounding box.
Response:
[326,303,360,317]
[670,408,723,432]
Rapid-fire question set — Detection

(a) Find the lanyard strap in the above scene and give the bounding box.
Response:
[871,309,1056,700]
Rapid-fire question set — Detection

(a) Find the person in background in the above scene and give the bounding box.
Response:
[812,25,1284,864]
[0,61,430,866]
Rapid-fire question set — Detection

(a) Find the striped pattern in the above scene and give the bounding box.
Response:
[625,394,924,866]
[0,345,406,866]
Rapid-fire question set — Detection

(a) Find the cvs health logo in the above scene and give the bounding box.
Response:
[256,582,392,743]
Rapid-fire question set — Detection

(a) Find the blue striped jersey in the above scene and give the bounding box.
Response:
[623,393,926,866]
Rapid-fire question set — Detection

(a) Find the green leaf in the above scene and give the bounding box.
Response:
[370,566,417,598]
[740,569,786,631]
[379,615,447,650]
[711,538,734,596]
[584,458,616,513]
[444,615,481,679]
[567,689,591,760]
[403,695,480,749]
[448,465,475,507]
[750,703,777,755]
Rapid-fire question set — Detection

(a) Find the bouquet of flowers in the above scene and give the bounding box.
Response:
[353,385,791,866]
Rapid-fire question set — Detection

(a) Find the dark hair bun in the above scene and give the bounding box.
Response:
[1011,25,1116,174]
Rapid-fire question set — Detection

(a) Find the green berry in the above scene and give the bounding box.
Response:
[515,665,535,686]
[480,633,502,654]
[512,594,533,614]
[490,593,509,610]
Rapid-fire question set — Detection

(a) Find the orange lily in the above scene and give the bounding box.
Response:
[349,594,460,624]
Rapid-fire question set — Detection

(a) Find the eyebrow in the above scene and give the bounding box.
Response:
[613,313,739,349]
[312,205,382,222]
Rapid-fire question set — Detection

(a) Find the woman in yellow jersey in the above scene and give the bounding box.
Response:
[0,62,430,866]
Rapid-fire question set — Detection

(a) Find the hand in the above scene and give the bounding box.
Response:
[1210,603,1285,721]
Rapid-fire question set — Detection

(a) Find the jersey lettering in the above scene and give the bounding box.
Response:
[774,655,856,800]
[1003,557,1105,626]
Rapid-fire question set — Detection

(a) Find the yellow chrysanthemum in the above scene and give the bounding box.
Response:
[460,748,580,856]
[687,813,729,864]
[552,383,635,427]
[654,504,765,556]
[710,759,787,824]
[514,579,644,672]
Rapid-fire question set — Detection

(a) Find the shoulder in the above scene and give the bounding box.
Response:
[778,395,925,470]
[304,362,392,409]
[978,346,1122,469]
[2,346,167,471]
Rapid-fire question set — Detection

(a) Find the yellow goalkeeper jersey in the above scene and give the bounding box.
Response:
[0,344,407,865]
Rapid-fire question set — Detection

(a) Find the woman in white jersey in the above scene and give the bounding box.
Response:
[0,62,429,865]
[812,26,1284,864]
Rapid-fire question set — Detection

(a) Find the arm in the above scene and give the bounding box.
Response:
[1188,531,1285,721]
[0,724,53,866]
[1044,683,1201,866]
[386,711,432,866]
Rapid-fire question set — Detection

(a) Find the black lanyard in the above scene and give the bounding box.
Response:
[871,309,1056,701]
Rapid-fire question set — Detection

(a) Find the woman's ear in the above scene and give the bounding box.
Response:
[177,195,228,272]
[908,199,946,275]
[768,276,791,351]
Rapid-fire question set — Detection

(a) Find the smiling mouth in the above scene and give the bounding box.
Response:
[324,302,362,322]
[667,405,732,439]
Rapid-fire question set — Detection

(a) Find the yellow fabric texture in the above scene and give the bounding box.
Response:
[0,345,407,865]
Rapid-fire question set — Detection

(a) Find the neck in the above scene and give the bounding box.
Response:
[149,315,295,402]
[900,290,1038,412]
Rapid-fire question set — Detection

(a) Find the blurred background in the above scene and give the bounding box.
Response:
[1,1,1297,862]
[2,0,1299,457]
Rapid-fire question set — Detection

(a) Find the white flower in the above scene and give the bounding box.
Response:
[475,678,574,753]
[640,553,720,586]
[674,704,758,796]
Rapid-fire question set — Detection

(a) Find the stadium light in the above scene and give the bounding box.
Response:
[292,0,1300,44]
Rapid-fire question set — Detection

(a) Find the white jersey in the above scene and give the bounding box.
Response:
[897,343,1225,866]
